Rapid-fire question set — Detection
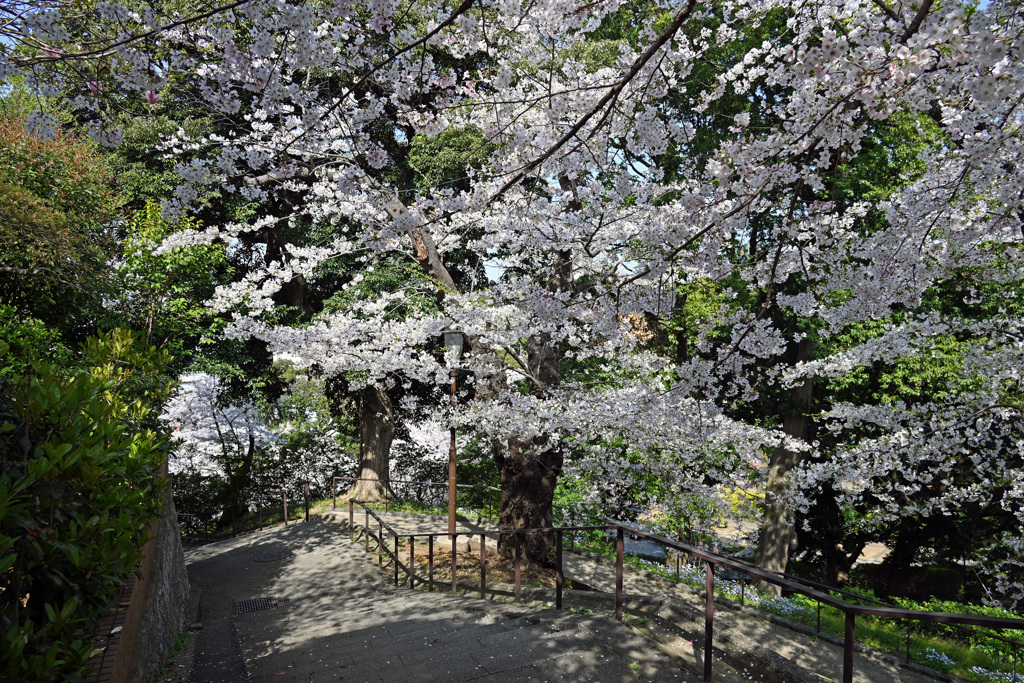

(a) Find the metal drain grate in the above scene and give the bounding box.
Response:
[234,597,278,613]
[234,591,338,614]
[254,550,291,562]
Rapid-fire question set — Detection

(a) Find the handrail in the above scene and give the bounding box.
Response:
[333,476,500,492]
[332,476,501,517]
[177,484,316,538]
[660,530,1024,653]
[596,515,1024,656]
[343,498,1024,683]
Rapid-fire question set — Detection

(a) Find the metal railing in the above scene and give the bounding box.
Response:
[177,484,316,539]
[331,476,501,518]
[340,498,1024,683]
[729,560,1024,670]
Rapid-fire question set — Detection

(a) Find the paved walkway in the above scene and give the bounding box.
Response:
[185,515,728,682]
[328,509,941,683]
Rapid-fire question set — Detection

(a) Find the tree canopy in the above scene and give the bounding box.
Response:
[3,0,1022,601]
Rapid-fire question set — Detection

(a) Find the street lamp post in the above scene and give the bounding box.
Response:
[443,331,464,537]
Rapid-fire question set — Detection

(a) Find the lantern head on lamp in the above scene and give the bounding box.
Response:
[442,330,464,360]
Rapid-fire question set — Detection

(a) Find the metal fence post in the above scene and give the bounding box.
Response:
[514,531,522,601]
[615,527,624,622]
[410,536,416,589]
[480,534,486,599]
[704,561,714,682]
[349,500,354,541]
[394,536,399,586]
[843,612,855,683]
[365,508,369,551]
[283,492,288,526]
[332,477,337,510]
[378,520,383,565]
[428,535,434,592]
[556,529,563,611]
[451,533,458,595]
[304,482,310,522]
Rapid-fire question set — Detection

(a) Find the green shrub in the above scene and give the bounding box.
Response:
[0,330,175,682]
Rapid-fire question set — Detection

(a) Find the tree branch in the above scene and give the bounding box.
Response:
[488,0,698,204]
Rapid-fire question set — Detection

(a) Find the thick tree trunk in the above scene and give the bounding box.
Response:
[387,192,570,567]
[495,436,563,567]
[755,337,815,594]
[345,386,394,502]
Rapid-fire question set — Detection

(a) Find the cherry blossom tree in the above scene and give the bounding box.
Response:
[165,369,357,515]
[5,0,1022,592]
[164,373,278,515]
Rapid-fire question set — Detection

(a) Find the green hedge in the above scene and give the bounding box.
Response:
[0,330,175,681]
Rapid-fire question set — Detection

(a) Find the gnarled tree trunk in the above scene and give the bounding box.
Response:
[755,337,815,594]
[345,386,395,502]
[495,436,564,566]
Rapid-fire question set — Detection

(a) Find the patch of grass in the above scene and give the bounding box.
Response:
[623,614,649,627]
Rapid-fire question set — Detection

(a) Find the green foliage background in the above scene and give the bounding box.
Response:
[0,331,176,682]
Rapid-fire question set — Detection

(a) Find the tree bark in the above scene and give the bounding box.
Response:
[345,386,395,502]
[494,436,563,566]
[755,337,815,594]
